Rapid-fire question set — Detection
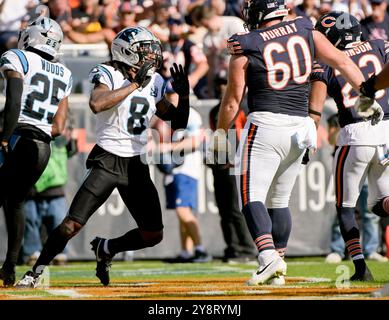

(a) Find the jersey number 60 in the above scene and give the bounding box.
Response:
[263,36,312,90]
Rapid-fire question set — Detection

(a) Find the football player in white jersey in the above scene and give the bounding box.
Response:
[16,26,190,288]
[0,17,71,287]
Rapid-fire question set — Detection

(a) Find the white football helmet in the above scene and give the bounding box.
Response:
[18,17,63,61]
[111,26,163,75]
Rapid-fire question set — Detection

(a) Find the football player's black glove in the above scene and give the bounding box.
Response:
[170,63,189,97]
[301,149,310,165]
[360,74,377,99]
[133,60,154,89]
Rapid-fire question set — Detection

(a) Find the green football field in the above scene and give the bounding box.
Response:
[1,257,389,299]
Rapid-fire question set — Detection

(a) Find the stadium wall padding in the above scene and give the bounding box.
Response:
[0,96,338,260]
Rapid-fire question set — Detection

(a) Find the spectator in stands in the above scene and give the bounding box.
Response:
[208,71,255,262]
[148,2,173,44]
[21,127,78,266]
[0,0,31,54]
[61,1,140,47]
[98,0,121,30]
[47,0,72,24]
[361,0,389,40]
[223,0,244,18]
[178,0,226,17]
[319,0,333,15]
[192,5,245,98]
[183,5,208,45]
[295,0,319,24]
[71,0,103,33]
[161,14,209,98]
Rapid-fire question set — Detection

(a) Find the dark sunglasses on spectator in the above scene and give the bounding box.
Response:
[168,17,183,25]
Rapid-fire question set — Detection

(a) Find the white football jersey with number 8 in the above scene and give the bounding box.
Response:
[89,64,166,157]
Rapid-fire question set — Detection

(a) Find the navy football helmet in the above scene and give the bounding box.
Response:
[242,0,289,30]
[315,11,361,49]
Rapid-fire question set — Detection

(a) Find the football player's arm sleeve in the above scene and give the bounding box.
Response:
[313,30,365,93]
[1,71,23,142]
[155,96,190,131]
[217,54,247,131]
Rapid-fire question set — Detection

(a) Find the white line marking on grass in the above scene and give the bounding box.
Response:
[286,261,326,265]
[46,289,91,298]
[188,291,229,296]
[241,290,272,294]
[296,277,332,283]
[118,266,248,276]
[8,295,45,299]
[187,290,273,296]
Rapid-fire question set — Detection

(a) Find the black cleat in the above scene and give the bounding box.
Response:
[0,268,15,287]
[90,237,113,286]
[191,249,212,263]
[350,267,374,281]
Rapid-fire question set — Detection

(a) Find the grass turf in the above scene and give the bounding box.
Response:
[1,257,388,299]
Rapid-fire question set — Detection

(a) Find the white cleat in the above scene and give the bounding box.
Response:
[246,256,287,286]
[14,271,41,288]
[267,275,286,286]
[367,252,389,262]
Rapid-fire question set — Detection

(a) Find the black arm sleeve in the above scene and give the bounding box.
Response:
[157,96,190,131]
[1,77,23,141]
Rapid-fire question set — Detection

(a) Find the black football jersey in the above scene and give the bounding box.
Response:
[311,39,389,128]
[227,17,315,117]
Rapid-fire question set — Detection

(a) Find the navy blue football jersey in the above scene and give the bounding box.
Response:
[311,39,389,128]
[227,17,315,117]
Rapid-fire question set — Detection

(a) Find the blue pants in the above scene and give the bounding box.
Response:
[330,184,379,257]
[22,197,67,261]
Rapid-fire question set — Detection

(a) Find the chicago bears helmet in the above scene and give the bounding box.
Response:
[315,11,361,49]
[242,0,289,31]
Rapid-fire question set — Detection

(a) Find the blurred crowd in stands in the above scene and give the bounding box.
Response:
[1,0,389,98]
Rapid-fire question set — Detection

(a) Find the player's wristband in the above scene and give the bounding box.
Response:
[360,74,377,99]
[308,109,322,117]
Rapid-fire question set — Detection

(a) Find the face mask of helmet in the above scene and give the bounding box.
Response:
[134,41,163,74]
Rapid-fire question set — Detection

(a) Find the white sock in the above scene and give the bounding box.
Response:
[258,249,278,266]
[179,250,192,259]
[195,245,205,252]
